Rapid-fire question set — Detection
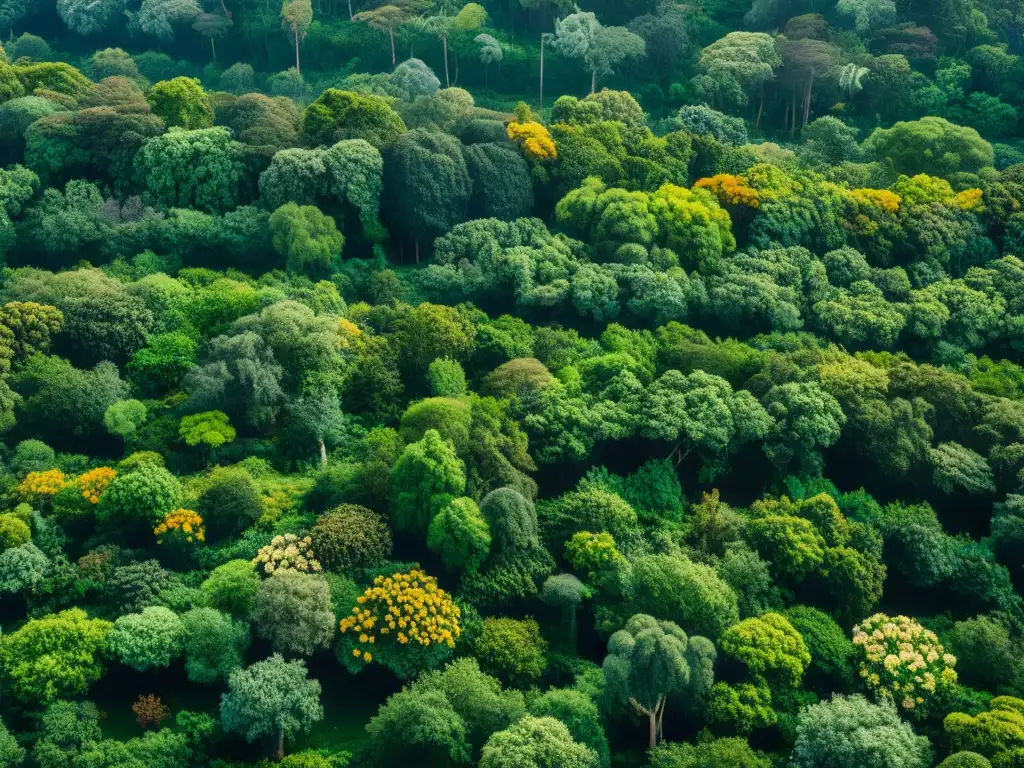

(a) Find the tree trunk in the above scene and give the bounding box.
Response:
[539,34,545,112]
[211,37,217,64]
[591,68,596,95]
[415,239,420,264]
[790,84,796,137]
[454,52,459,86]
[647,709,656,750]
[656,696,666,743]
[389,28,396,66]
[756,83,764,128]
[803,68,814,128]
[318,438,327,468]
[442,35,450,87]
[274,727,285,761]
[347,0,353,20]
[295,28,301,74]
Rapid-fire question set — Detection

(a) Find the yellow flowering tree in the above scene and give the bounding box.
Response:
[18,469,66,505]
[252,534,322,576]
[154,508,206,544]
[852,613,957,717]
[507,121,557,162]
[78,467,116,505]
[694,174,761,209]
[338,568,461,679]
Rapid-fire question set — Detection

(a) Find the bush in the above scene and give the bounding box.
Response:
[197,469,264,541]
[201,558,261,616]
[475,617,547,686]
[98,464,182,528]
[309,504,392,572]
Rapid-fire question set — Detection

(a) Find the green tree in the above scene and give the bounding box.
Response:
[367,689,471,765]
[863,117,994,179]
[98,463,182,528]
[697,32,782,113]
[220,654,324,761]
[530,688,609,768]
[104,399,148,442]
[649,735,770,767]
[309,504,392,571]
[0,542,49,593]
[201,558,261,616]
[269,203,344,277]
[132,0,202,43]
[475,617,548,686]
[0,717,24,768]
[551,12,646,94]
[147,76,213,129]
[480,716,599,768]
[301,89,406,149]
[428,496,491,572]
[178,410,236,449]
[281,0,313,75]
[0,608,111,704]
[791,694,932,767]
[389,429,466,536]
[761,381,845,475]
[251,570,335,656]
[719,612,810,689]
[603,614,716,749]
[108,606,185,671]
[181,607,250,684]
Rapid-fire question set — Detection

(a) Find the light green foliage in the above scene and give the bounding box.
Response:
[98,463,183,525]
[791,694,932,768]
[0,608,111,703]
[762,381,845,475]
[389,428,466,535]
[929,441,996,495]
[109,606,185,671]
[134,127,246,213]
[0,513,30,552]
[480,716,599,768]
[864,117,994,178]
[551,12,645,92]
[428,496,491,572]
[251,570,335,656]
[0,717,23,768]
[475,617,547,685]
[269,203,344,277]
[427,357,467,397]
[530,688,609,768]
[220,654,324,753]
[147,76,213,128]
[624,554,739,638]
[104,398,147,440]
[302,89,405,148]
[481,487,540,553]
[697,32,782,109]
[945,697,1024,759]
[181,607,249,683]
[178,410,235,449]
[707,679,776,734]
[719,612,810,689]
[649,735,770,768]
[201,558,261,616]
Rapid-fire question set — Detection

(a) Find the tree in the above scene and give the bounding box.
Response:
[761,381,845,475]
[192,12,232,64]
[697,32,782,117]
[945,697,1024,759]
[389,429,466,535]
[530,689,609,768]
[791,695,932,767]
[281,0,313,75]
[475,617,548,686]
[0,542,47,593]
[836,0,897,35]
[719,613,810,689]
[480,716,599,768]
[367,689,471,765]
[477,34,503,85]
[109,606,185,672]
[251,570,335,656]
[929,441,996,495]
[269,203,344,277]
[415,1,458,88]
[383,129,472,256]
[301,89,406,149]
[132,0,202,43]
[309,504,392,571]
[0,301,62,362]
[98,463,182,528]
[0,608,111,704]
[134,127,246,214]
[0,717,24,768]
[603,614,716,749]
[428,496,491,572]
[201,558,262,616]
[179,410,235,450]
[550,12,645,94]
[800,116,861,166]
[649,736,770,768]
[624,554,739,638]
[220,655,324,761]
[104,399,148,442]
[463,142,533,221]
[353,6,413,67]
[181,607,249,683]
[863,117,994,178]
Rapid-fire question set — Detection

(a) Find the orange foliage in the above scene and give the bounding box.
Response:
[507,121,557,161]
[694,174,761,208]
[18,469,66,500]
[79,467,116,505]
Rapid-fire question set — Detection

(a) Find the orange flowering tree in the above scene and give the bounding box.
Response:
[78,467,116,505]
[17,469,66,504]
[154,508,206,544]
[337,568,461,679]
[694,174,760,209]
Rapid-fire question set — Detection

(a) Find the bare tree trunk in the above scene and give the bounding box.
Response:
[415,239,420,264]
[211,37,217,64]
[389,28,395,66]
[295,28,301,74]
[275,727,285,761]
[803,69,814,128]
[790,84,796,137]
[453,52,459,86]
[318,439,327,468]
[647,710,656,750]
[442,35,450,87]
[590,68,596,95]
[756,83,764,128]
[539,34,545,112]
[348,0,353,20]
[656,696,666,743]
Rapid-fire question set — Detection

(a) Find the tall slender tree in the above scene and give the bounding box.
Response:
[281,0,314,75]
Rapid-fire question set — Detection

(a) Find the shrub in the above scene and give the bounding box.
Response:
[309,504,392,571]
[475,617,547,686]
